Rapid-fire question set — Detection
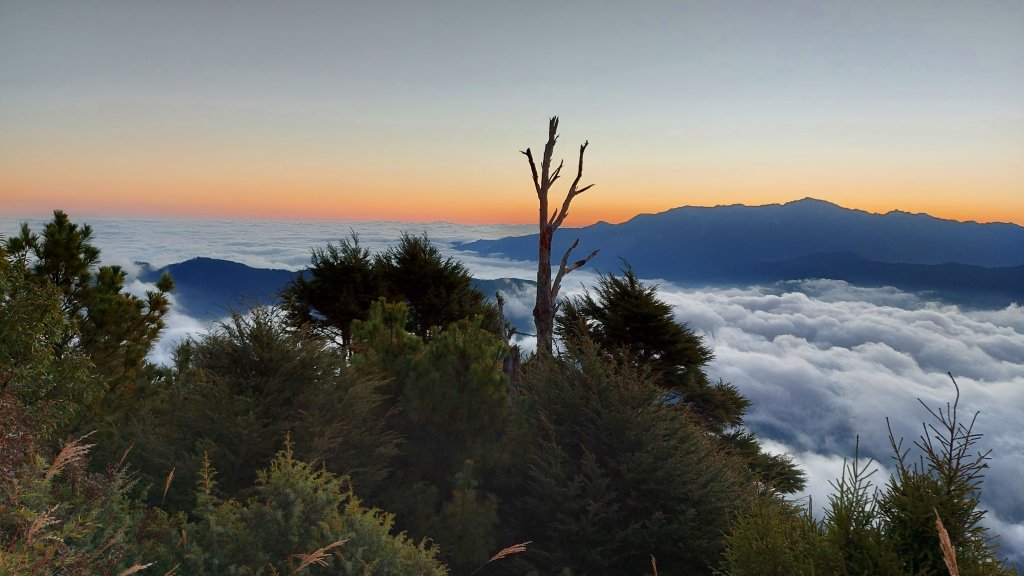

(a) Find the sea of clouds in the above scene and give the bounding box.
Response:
[3,215,1022,565]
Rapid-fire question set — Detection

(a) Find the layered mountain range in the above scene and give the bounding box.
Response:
[140,198,1024,317]
[458,198,1024,307]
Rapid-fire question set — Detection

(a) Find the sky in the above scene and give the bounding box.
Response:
[1,1,1023,225]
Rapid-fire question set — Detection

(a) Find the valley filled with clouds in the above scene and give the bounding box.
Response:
[3,216,1022,563]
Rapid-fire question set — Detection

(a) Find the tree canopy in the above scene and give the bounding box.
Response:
[283,232,494,346]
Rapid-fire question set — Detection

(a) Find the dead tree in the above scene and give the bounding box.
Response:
[522,116,598,356]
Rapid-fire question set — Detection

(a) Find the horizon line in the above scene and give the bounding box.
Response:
[2,196,1022,228]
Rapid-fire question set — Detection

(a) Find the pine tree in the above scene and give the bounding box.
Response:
[511,339,752,575]
[119,307,400,510]
[376,232,492,339]
[3,210,173,429]
[281,232,380,351]
[350,300,509,572]
[0,242,95,434]
[283,232,494,344]
[556,266,805,493]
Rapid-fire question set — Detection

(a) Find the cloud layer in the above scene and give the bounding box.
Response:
[656,280,1024,565]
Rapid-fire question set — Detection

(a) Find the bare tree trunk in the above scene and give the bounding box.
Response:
[522,117,598,357]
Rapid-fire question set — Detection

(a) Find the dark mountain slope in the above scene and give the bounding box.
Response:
[140,257,539,320]
[140,257,300,318]
[454,198,1024,306]
[457,198,1024,276]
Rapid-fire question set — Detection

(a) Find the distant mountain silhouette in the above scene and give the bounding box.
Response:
[139,257,539,320]
[456,198,1024,306]
[137,199,1024,318]
[140,257,300,318]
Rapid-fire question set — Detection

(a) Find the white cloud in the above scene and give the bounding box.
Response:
[655,279,1024,562]
[123,278,213,365]
[0,216,535,272]
[504,277,1024,564]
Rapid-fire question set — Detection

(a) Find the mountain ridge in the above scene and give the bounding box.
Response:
[453,198,1023,307]
[457,197,1024,270]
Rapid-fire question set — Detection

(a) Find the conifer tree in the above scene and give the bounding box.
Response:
[511,339,752,575]
[557,266,805,493]
[720,379,1017,576]
[154,444,447,575]
[4,210,173,428]
[0,242,94,434]
[283,232,493,343]
[281,232,380,350]
[351,299,509,573]
[128,308,399,506]
[376,232,491,339]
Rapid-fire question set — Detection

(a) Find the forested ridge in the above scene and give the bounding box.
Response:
[1,210,1016,576]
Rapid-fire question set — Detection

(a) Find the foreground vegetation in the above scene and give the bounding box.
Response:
[1,211,1016,575]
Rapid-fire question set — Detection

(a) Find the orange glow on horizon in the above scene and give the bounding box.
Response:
[2,151,1022,226]
[3,185,1022,228]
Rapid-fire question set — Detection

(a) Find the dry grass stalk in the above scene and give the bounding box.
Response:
[934,508,959,576]
[25,504,59,544]
[651,554,659,576]
[161,467,175,506]
[290,539,347,572]
[45,433,94,481]
[471,541,532,575]
[163,563,180,575]
[116,442,135,470]
[98,529,125,556]
[117,562,155,575]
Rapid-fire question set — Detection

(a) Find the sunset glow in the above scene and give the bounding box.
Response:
[2,2,1022,226]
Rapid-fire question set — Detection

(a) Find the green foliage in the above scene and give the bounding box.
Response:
[878,380,1013,576]
[283,232,495,345]
[720,382,1017,576]
[351,300,509,573]
[557,265,737,430]
[512,340,753,576]
[167,443,447,576]
[3,210,173,429]
[0,417,152,575]
[720,451,902,576]
[0,248,96,435]
[282,232,381,349]
[120,307,399,509]
[429,460,500,573]
[822,445,903,575]
[376,233,492,339]
[556,266,804,493]
[558,265,711,387]
[720,494,841,576]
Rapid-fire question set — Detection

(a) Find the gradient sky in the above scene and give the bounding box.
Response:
[1,1,1022,225]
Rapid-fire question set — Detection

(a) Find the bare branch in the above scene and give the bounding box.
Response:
[550,159,564,185]
[540,118,559,188]
[552,141,594,229]
[552,250,599,301]
[551,239,598,301]
[521,149,541,196]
